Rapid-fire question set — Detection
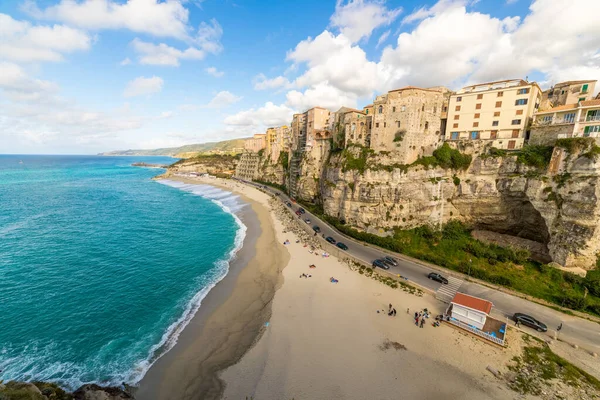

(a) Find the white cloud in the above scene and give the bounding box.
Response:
[402,0,468,24]
[120,57,132,66]
[376,29,390,48]
[205,67,224,77]
[123,76,164,98]
[23,0,191,40]
[286,82,359,110]
[205,91,242,108]
[0,62,58,99]
[131,38,204,66]
[330,0,402,43]
[196,19,223,53]
[253,74,291,90]
[0,13,91,63]
[224,102,294,128]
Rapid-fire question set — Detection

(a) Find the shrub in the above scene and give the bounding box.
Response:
[516,145,553,169]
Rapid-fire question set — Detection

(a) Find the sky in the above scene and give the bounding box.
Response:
[1,0,599,154]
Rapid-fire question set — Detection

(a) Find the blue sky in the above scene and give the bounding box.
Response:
[0,0,598,154]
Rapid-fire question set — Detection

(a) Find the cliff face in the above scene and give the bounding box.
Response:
[296,141,600,270]
[164,155,239,177]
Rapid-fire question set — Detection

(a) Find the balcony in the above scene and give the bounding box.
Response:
[585,115,600,122]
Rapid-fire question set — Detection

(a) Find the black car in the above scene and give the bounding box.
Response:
[381,258,395,268]
[325,236,336,244]
[313,226,321,233]
[427,272,448,284]
[372,259,389,270]
[286,202,292,207]
[298,208,306,214]
[336,242,348,251]
[513,313,548,332]
[383,256,398,266]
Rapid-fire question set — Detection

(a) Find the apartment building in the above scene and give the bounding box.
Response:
[370,86,448,164]
[244,133,266,153]
[446,79,542,150]
[530,99,600,145]
[266,125,290,162]
[540,80,596,110]
[305,107,331,149]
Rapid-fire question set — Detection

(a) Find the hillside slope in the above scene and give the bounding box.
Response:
[98,138,248,157]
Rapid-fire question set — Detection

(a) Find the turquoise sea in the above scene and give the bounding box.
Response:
[0,155,246,389]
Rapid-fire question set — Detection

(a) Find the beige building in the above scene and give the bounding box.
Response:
[234,152,261,181]
[530,99,600,145]
[266,125,290,162]
[305,107,331,149]
[540,80,596,110]
[370,86,448,163]
[446,79,542,150]
[244,133,266,153]
[342,109,370,147]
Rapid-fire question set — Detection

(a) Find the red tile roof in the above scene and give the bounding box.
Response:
[451,293,493,314]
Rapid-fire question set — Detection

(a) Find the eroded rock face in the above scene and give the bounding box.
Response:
[73,384,132,400]
[294,143,600,270]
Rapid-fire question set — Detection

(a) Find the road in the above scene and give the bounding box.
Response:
[242,180,599,354]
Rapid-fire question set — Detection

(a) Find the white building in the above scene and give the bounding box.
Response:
[448,293,493,330]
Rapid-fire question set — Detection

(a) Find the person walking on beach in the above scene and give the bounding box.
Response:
[415,316,419,326]
[407,307,410,314]
[420,318,425,328]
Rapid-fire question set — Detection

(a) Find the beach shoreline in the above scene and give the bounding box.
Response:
[136,176,289,400]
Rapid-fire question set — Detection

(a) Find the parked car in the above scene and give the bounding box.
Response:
[325,236,336,244]
[427,272,448,284]
[313,226,321,233]
[298,207,306,214]
[381,258,395,268]
[513,313,547,332]
[295,210,302,216]
[286,202,292,207]
[304,218,311,224]
[383,256,398,266]
[372,259,389,270]
[336,242,348,251]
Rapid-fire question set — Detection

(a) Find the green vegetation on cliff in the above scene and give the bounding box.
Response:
[98,138,248,157]
[171,153,240,166]
[516,145,554,169]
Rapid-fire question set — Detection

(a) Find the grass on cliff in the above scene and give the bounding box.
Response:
[300,209,600,317]
[170,153,240,166]
[516,145,554,169]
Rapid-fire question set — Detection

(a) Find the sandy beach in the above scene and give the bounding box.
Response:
[137,177,289,400]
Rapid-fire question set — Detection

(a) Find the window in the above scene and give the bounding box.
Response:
[392,106,396,112]
[582,84,589,93]
[579,98,586,102]
[564,113,575,123]
[515,99,528,106]
[365,109,369,114]
[511,119,521,125]
[512,129,520,138]
[422,104,425,112]
[495,101,502,108]
[492,121,499,127]
[477,94,483,100]
[470,131,479,140]
[584,126,600,135]
[401,106,406,112]
[425,121,429,129]
[375,123,379,128]
[494,111,501,117]
[587,110,600,121]
[490,130,498,139]
[474,113,480,118]
[561,90,565,94]
[384,122,386,127]
[516,109,523,115]
[454,115,460,120]
[397,121,401,128]
[473,122,479,128]
[451,132,459,140]
[475,103,482,109]
[508,140,516,149]
[497,91,504,97]
[443,106,448,112]
[452,123,459,128]
[455,105,461,111]
[542,115,552,123]
[517,88,530,95]
[378,105,383,114]
[456,96,462,102]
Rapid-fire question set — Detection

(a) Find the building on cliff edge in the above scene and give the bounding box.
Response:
[445,79,542,150]
[234,151,261,181]
[244,133,266,153]
[540,80,596,110]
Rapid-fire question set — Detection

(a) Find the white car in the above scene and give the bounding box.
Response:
[305,218,311,224]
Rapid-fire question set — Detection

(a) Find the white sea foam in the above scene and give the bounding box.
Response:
[126,179,248,384]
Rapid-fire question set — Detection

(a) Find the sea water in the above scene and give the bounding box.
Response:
[0,155,246,389]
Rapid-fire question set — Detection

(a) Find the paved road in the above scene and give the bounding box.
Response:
[243,180,600,353]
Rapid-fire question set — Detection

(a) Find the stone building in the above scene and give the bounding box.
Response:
[244,133,266,153]
[305,107,330,149]
[446,79,542,150]
[234,151,261,181]
[540,80,596,110]
[530,99,600,145]
[342,109,370,147]
[370,86,448,164]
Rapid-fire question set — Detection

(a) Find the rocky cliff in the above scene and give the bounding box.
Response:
[0,381,132,400]
[162,154,239,177]
[294,139,600,271]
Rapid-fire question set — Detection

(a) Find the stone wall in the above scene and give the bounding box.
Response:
[529,124,574,146]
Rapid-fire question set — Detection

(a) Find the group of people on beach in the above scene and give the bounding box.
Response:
[387,304,397,316]
[414,309,430,328]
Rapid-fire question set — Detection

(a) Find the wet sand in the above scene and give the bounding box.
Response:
[136,177,289,400]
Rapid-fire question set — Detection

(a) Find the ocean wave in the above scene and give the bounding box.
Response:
[127,180,249,384]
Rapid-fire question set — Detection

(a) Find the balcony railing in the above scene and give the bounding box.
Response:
[445,317,506,346]
[586,115,600,122]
